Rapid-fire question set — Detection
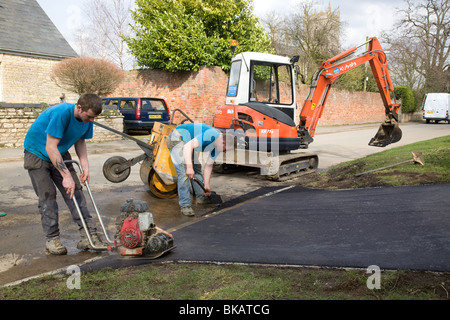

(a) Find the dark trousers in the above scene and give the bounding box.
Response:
[24,150,97,240]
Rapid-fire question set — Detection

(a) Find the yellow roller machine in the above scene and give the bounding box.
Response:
[98,109,193,199]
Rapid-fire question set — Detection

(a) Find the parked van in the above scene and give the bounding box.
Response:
[422,93,450,123]
[102,97,171,133]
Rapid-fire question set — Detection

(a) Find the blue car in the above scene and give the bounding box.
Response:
[102,97,171,134]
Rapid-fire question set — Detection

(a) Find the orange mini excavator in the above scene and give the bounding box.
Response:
[213,37,402,180]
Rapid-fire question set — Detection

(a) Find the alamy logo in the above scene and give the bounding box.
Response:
[67,265,81,290]
[366,265,381,290]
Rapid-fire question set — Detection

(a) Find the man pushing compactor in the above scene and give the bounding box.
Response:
[23,93,106,255]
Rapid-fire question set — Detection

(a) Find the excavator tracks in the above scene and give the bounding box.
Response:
[214,149,319,182]
[267,153,319,181]
[267,152,319,181]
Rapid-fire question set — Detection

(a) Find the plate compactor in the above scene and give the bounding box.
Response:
[66,160,175,259]
[115,199,174,258]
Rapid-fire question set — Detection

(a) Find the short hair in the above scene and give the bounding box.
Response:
[223,133,237,148]
[77,93,103,115]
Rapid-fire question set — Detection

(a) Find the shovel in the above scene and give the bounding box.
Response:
[355,152,425,177]
[191,178,223,204]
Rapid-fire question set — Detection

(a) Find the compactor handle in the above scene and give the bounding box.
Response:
[64,160,113,249]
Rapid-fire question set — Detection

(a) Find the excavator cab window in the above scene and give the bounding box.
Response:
[227,60,242,97]
[249,62,293,106]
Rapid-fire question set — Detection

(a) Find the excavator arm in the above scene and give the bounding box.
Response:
[298,37,402,147]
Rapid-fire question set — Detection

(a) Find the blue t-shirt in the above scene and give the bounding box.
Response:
[176,123,222,160]
[24,103,94,162]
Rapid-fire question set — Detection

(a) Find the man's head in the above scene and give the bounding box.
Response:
[214,133,236,153]
[75,93,103,123]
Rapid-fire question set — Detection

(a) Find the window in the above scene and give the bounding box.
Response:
[141,99,153,111]
[143,99,166,111]
[277,65,293,105]
[249,62,293,105]
[227,60,242,97]
[102,99,119,109]
[120,100,135,110]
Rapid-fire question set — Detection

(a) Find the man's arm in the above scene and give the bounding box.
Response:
[74,139,89,184]
[202,156,215,197]
[45,134,75,199]
[183,138,199,179]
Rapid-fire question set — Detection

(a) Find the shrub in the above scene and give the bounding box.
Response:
[51,57,124,97]
[126,0,272,72]
[395,86,417,113]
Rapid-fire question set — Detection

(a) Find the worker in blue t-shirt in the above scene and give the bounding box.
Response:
[167,123,235,217]
[23,93,105,255]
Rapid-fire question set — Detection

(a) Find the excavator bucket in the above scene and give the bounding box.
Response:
[369,121,402,147]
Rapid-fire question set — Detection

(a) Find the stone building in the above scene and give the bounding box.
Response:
[0,0,79,106]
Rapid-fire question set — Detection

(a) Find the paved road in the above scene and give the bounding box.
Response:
[0,122,449,285]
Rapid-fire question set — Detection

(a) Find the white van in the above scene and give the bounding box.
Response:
[422,93,450,123]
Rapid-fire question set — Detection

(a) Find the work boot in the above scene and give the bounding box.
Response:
[46,238,67,255]
[77,233,107,251]
[180,206,195,217]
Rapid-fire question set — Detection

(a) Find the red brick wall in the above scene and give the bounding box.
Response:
[296,85,386,126]
[111,66,229,125]
[111,66,386,127]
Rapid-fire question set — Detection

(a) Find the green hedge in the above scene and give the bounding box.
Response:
[395,86,417,113]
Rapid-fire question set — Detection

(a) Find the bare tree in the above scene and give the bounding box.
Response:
[262,11,291,57]
[99,0,134,70]
[382,35,425,90]
[261,1,342,84]
[74,0,135,70]
[385,0,450,93]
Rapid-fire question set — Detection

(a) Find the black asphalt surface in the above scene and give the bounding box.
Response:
[82,184,450,273]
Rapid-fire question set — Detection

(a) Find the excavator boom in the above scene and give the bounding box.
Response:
[298,37,402,147]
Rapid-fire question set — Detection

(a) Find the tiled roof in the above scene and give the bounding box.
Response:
[0,0,78,59]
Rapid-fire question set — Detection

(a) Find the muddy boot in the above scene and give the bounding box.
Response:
[180,206,195,217]
[77,233,107,251]
[46,238,67,255]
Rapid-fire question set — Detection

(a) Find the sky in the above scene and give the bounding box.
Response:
[36,0,407,52]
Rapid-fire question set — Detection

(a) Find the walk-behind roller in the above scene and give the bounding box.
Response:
[97,109,193,199]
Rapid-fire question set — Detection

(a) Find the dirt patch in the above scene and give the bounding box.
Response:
[292,162,376,189]
[293,162,445,190]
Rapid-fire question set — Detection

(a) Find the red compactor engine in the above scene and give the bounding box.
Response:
[115,199,175,258]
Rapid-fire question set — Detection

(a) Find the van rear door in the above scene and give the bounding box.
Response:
[423,93,450,122]
[140,98,170,124]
